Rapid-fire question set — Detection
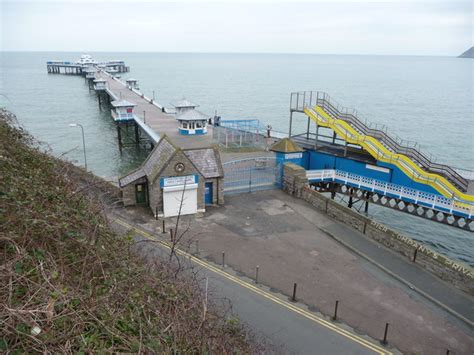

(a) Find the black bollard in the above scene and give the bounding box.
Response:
[381,323,389,345]
[413,247,419,263]
[333,300,339,321]
[162,220,166,234]
[222,251,225,268]
[291,283,297,302]
[255,265,259,284]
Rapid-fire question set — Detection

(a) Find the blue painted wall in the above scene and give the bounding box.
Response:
[276,151,307,167]
[307,150,439,195]
[377,160,438,194]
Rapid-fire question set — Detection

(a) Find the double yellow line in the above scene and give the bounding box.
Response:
[114,217,393,355]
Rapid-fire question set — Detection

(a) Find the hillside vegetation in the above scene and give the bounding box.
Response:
[0,109,258,353]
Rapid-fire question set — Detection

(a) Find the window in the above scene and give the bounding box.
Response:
[182,122,188,129]
[196,121,202,128]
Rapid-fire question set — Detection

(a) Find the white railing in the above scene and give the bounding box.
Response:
[111,111,134,121]
[306,169,473,219]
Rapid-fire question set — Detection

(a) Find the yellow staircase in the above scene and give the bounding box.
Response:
[304,106,474,208]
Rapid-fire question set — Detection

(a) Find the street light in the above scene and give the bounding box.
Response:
[69,123,87,171]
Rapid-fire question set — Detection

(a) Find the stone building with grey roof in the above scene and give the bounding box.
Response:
[119,135,224,218]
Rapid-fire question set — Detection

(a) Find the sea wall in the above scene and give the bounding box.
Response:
[282,163,474,295]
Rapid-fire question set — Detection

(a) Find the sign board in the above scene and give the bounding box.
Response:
[284,152,303,159]
[160,174,198,188]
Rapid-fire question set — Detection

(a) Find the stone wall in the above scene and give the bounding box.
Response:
[283,163,474,295]
[282,163,308,197]
[122,184,136,207]
[209,177,224,205]
[121,176,147,207]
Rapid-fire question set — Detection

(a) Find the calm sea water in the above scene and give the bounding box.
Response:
[1,52,473,265]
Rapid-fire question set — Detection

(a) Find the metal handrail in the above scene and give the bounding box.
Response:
[306,169,473,219]
[306,105,474,205]
[309,93,469,192]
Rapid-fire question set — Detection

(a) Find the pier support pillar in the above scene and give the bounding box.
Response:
[306,116,310,139]
[117,125,123,154]
[134,123,140,146]
[365,192,370,213]
[289,111,293,138]
[332,131,336,145]
[314,124,319,149]
[348,189,354,208]
[344,141,348,157]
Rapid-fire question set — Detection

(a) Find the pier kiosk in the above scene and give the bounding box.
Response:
[110,100,139,152]
[93,78,107,91]
[111,100,136,122]
[173,99,209,135]
[126,78,139,90]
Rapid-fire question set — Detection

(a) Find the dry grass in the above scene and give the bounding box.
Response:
[0,109,260,353]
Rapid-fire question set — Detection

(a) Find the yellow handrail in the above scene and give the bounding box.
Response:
[305,106,474,207]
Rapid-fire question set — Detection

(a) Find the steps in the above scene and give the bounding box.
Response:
[316,95,469,192]
[304,106,474,208]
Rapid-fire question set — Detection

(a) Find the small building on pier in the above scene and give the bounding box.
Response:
[93,78,107,91]
[173,99,209,135]
[126,78,139,90]
[84,67,97,80]
[119,135,224,217]
[111,100,136,122]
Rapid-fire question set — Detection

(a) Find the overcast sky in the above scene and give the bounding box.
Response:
[1,0,472,55]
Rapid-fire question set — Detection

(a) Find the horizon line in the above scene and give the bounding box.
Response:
[0,49,465,58]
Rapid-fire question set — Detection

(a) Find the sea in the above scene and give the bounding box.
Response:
[1,52,473,266]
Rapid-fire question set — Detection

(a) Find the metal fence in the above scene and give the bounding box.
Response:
[223,157,282,195]
[213,119,268,148]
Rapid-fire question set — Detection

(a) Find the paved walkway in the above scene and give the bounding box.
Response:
[321,222,474,325]
[112,218,392,355]
[109,190,473,354]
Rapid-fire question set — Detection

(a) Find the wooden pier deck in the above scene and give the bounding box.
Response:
[96,71,214,150]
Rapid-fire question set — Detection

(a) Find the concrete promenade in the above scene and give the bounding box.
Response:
[112,190,474,354]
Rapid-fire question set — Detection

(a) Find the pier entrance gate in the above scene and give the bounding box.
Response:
[223,157,283,195]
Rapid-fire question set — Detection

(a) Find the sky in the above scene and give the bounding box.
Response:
[1,0,472,56]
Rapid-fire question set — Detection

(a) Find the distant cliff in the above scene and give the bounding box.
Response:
[458,47,474,58]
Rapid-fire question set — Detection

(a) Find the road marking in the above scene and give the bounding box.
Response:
[114,217,393,355]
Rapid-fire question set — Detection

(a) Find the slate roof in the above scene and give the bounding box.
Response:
[176,109,209,121]
[173,98,198,108]
[119,136,178,187]
[184,148,223,178]
[270,138,304,153]
[119,135,223,187]
[111,100,136,108]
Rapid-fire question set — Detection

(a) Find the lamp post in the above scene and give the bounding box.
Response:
[69,123,87,170]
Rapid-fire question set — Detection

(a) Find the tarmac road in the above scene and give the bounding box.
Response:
[113,217,394,355]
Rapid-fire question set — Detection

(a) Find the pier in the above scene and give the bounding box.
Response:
[47,58,474,230]
[94,71,215,150]
[47,55,129,75]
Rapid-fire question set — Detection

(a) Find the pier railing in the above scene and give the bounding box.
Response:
[307,169,473,220]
